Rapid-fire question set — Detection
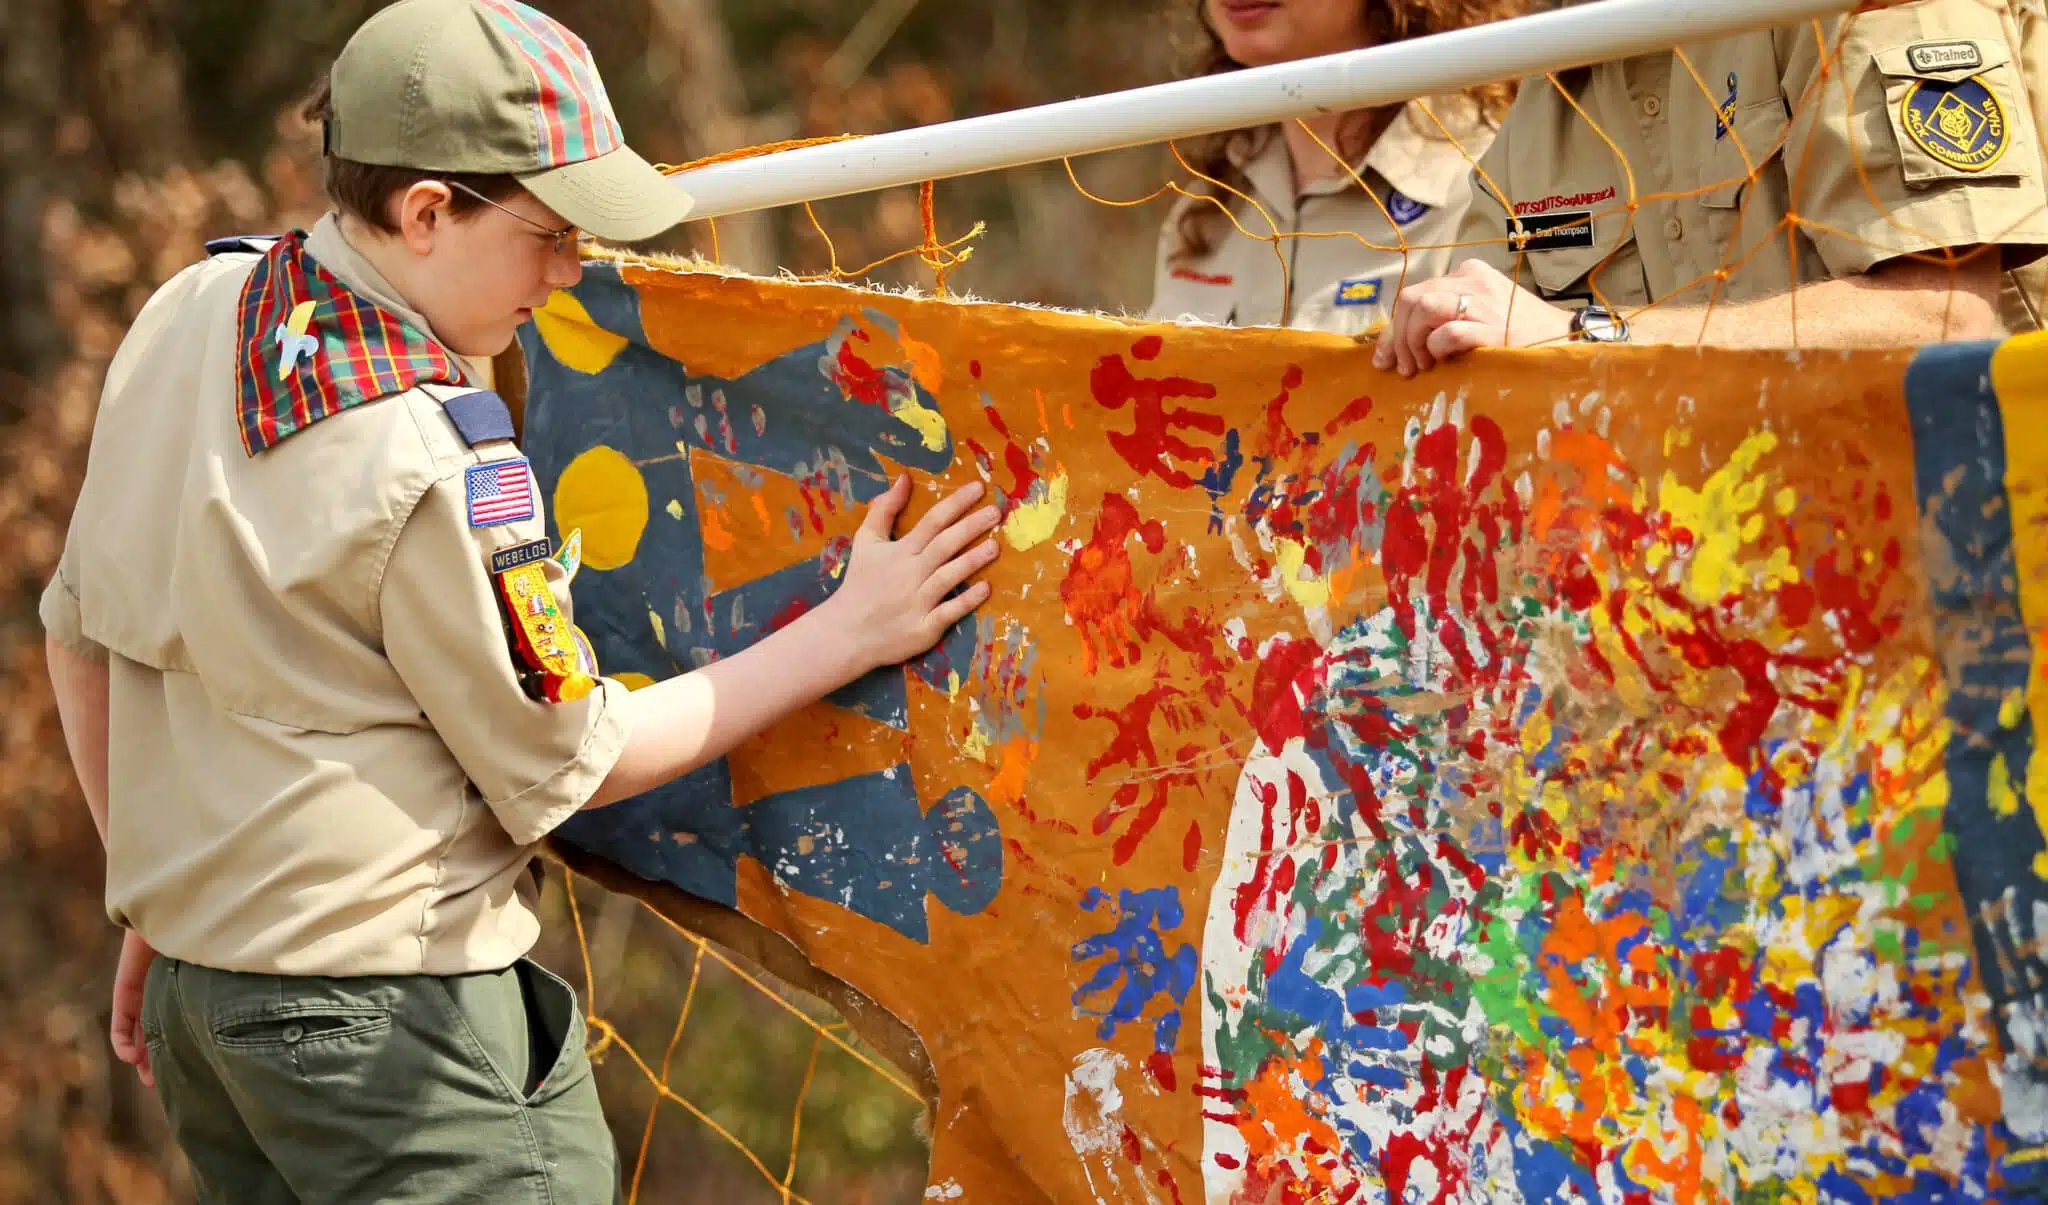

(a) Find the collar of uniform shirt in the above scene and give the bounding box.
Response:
[304,214,495,386]
[1227,95,1490,212]
[1361,94,1492,211]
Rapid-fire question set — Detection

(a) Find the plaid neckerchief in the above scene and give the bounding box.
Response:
[234,230,466,455]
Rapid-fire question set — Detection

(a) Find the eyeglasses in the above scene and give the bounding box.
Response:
[443,179,579,254]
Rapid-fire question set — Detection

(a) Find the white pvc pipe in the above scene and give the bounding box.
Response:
[667,0,1866,222]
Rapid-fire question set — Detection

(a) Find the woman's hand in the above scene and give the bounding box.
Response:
[1374,259,1576,376]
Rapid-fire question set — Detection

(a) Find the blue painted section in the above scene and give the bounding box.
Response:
[566,769,1002,944]
[518,263,1003,943]
[1904,338,2048,1180]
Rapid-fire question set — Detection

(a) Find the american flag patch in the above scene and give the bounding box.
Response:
[467,459,535,527]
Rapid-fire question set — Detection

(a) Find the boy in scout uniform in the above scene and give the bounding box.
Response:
[1371,0,2048,373]
[37,1,1000,1200]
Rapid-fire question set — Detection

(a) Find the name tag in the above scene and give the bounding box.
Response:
[1508,210,1596,252]
[1908,40,1982,74]
[1333,278,1383,307]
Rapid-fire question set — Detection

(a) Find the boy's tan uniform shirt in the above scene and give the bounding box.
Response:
[1457,0,2048,327]
[1147,97,1499,335]
[40,215,631,978]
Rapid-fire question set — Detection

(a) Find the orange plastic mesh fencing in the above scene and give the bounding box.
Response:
[653,1,2048,342]
[545,864,932,1203]
[546,4,2048,1202]
[657,139,984,296]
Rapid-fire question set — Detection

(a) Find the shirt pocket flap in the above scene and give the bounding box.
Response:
[1512,202,1637,300]
[1701,101,1792,209]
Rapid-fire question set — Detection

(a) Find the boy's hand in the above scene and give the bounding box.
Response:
[110,929,156,1089]
[825,476,1000,674]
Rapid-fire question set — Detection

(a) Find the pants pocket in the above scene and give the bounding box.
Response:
[211,1005,391,1052]
[515,959,591,1106]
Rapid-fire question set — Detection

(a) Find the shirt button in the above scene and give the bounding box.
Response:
[282,1023,305,1044]
[1642,95,1662,118]
[1665,216,1684,240]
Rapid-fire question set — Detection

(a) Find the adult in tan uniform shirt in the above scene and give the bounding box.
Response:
[1146,0,1523,336]
[1148,97,1501,335]
[1375,0,2048,371]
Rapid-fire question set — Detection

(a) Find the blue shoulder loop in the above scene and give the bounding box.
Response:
[444,389,516,448]
[205,234,280,257]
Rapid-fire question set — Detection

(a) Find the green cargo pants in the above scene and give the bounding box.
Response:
[140,954,621,1204]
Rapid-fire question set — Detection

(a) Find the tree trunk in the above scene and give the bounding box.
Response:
[0,0,194,402]
[644,0,778,275]
[68,0,194,181]
[0,0,74,390]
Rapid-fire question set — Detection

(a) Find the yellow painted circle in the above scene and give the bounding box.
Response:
[613,672,657,691]
[532,291,629,374]
[552,445,648,571]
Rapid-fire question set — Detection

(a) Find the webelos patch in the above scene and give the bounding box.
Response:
[491,557,598,704]
[1901,71,2009,173]
[467,458,536,527]
[1508,210,1596,252]
[1333,278,1384,307]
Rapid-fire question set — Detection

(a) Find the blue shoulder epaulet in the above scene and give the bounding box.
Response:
[205,234,280,257]
[444,389,517,448]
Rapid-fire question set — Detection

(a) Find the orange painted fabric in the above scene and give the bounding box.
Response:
[513,254,2048,1204]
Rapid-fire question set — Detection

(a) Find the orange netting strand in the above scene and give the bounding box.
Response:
[640,903,924,1101]
[779,1033,826,1205]
[627,936,705,1204]
[656,135,982,294]
[559,866,924,1205]
[591,1010,824,1205]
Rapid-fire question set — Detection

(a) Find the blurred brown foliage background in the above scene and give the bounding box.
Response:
[0,0,1191,1200]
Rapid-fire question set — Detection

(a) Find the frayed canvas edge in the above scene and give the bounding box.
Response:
[575,241,1272,335]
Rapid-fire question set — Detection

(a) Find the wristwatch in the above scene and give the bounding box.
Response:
[1569,302,1630,343]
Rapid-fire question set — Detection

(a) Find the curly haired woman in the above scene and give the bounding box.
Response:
[1145,0,1524,336]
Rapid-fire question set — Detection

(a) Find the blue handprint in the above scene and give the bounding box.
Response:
[1071,886,1198,1056]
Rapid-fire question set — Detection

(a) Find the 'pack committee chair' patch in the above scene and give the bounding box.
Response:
[1901,74,2010,173]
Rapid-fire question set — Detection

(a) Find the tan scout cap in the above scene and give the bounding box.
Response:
[327,0,692,242]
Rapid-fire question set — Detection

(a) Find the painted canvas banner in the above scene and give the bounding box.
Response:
[514,251,2048,1205]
